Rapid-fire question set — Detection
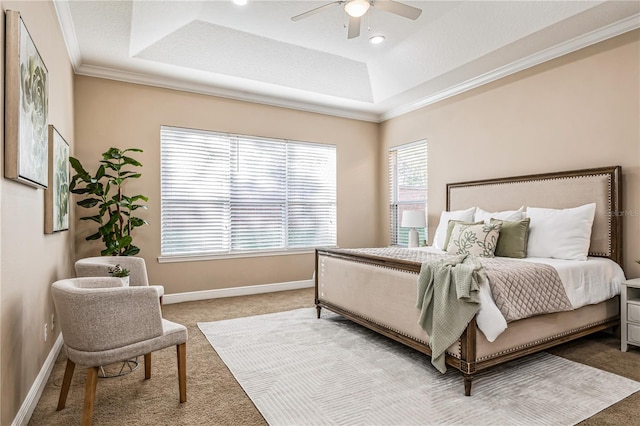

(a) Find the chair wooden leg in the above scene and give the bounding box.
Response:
[144,353,151,379]
[82,367,99,426]
[177,343,187,403]
[57,359,76,411]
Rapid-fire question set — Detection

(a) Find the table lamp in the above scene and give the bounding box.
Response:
[401,210,426,248]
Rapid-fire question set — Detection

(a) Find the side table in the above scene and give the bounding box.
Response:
[621,277,640,351]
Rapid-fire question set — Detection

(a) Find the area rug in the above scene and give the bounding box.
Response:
[198,308,640,426]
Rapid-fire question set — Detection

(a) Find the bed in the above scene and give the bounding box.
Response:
[315,166,624,396]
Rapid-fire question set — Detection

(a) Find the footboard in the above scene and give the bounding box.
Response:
[315,248,480,394]
[315,248,619,396]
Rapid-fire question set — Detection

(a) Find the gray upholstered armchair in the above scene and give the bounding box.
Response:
[74,256,164,303]
[51,277,187,425]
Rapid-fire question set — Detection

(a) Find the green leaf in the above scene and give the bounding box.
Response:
[122,156,142,167]
[103,147,122,160]
[129,194,149,202]
[98,204,109,217]
[122,246,140,256]
[123,148,143,153]
[96,165,106,180]
[129,217,147,227]
[86,232,101,241]
[69,157,90,179]
[101,247,118,256]
[105,214,119,227]
[77,198,100,208]
[100,161,119,171]
[71,187,92,194]
[118,236,133,247]
[80,215,102,224]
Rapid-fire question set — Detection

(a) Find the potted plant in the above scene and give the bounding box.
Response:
[70,147,149,256]
[108,264,130,286]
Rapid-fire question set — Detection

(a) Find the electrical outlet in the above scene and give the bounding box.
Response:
[51,314,55,331]
[44,323,48,342]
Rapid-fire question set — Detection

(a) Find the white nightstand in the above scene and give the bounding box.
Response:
[621,278,640,352]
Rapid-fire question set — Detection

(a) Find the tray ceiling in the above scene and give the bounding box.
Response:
[54,1,640,122]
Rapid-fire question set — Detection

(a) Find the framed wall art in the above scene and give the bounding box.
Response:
[5,10,49,189]
[45,126,70,233]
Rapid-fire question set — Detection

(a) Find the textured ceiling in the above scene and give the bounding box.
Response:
[55,1,640,121]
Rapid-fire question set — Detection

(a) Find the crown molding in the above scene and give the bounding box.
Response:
[380,13,640,122]
[75,64,381,122]
[53,0,81,72]
[55,1,638,124]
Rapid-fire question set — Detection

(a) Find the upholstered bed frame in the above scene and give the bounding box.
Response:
[315,166,622,396]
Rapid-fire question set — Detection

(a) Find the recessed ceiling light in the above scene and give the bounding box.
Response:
[232,0,248,5]
[369,35,385,45]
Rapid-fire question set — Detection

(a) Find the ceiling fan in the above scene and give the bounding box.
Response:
[291,0,422,39]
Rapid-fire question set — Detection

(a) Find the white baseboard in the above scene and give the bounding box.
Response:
[13,334,63,426]
[12,280,313,424]
[163,279,314,305]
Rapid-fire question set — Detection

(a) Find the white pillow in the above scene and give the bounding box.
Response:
[474,206,524,224]
[432,207,475,250]
[526,203,596,261]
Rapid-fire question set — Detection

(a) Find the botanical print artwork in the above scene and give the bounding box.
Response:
[45,126,69,233]
[53,129,69,231]
[19,18,48,185]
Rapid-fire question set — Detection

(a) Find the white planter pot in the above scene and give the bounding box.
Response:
[120,276,130,286]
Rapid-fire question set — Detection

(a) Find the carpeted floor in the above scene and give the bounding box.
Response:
[29,288,640,425]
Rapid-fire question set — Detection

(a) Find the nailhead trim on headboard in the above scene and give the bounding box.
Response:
[446,166,621,265]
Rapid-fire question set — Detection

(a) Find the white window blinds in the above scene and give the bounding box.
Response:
[161,126,336,257]
[389,140,428,246]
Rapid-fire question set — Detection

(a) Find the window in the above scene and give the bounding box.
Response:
[389,140,427,246]
[160,126,337,257]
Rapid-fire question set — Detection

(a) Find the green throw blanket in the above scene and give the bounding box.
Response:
[416,254,484,373]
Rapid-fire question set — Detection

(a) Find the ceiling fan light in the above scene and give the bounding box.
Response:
[369,35,385,44]
[344,0,370,18]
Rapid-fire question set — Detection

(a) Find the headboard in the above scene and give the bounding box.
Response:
[446,166,622,265]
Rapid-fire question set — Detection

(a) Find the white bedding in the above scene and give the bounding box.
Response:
[411,247,626,342]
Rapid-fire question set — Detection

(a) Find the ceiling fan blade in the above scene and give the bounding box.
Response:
[373,0,422,20]
[347,15,361,39]
[291,1,342,21]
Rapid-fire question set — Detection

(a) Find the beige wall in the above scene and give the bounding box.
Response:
[2,6,637,423]
[380,30,640,278]
[0,1,75,424]
[73,76,380,295]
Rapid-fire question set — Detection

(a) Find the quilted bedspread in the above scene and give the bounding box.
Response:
[338,247,573,323]
[480,257,572,322]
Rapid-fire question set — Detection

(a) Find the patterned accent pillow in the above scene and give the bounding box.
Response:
[445,222,502,257]
[442,220,483,253]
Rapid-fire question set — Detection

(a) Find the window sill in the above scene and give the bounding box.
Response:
[157,247,335,263]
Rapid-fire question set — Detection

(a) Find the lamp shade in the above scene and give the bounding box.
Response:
[401,210,426,228]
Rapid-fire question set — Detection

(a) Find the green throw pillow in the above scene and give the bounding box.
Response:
[442,220,483,252]
[490,218,531,258]
[446,222,502,257]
